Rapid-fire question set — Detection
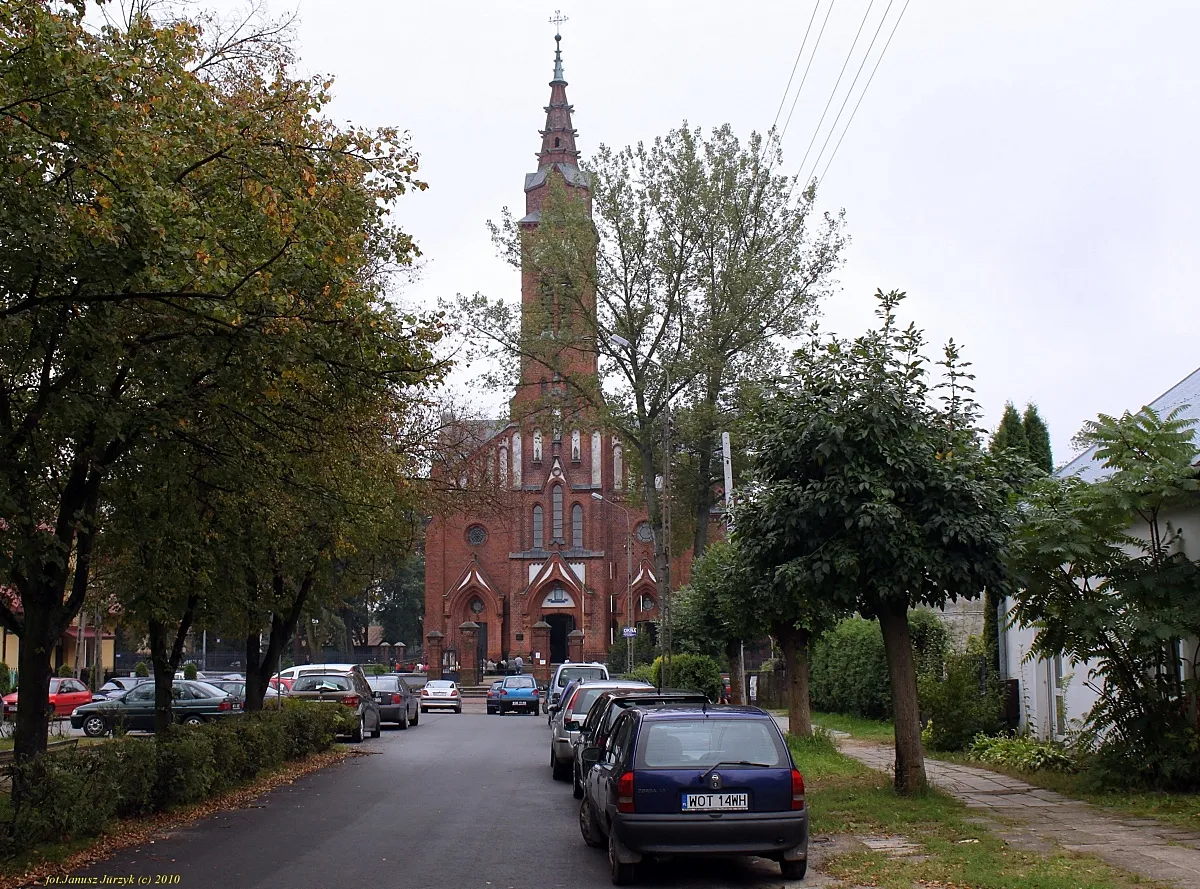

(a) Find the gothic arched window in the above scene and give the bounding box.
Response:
[571,503,583,548]
[532,505,544,549]
[552,485,564,541]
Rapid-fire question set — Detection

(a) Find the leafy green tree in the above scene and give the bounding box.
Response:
[0,3,435,757]
[735,291,1013,792]
[375,555,427,655]
[1022,404,1053,473]
[990,402,1029,457]
[461,125,845,679]
[1011,406,1200,788]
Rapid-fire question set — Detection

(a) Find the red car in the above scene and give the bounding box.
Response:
[3,677,94,718]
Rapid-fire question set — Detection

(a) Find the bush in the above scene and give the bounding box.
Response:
[809,618,891,718]
[56,664,74,678]
[0,663,9,696]
[969,733,1077,773]
[0,701,343,858]
[183,662,198,680]
[627,663,658,685]
[634,654,723,701]
[369,663,388,675]
[135,661,150,677]
[918,638,1004,751]
[606,630,657,672]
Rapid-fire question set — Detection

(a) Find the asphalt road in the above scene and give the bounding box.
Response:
[70,702,799,889]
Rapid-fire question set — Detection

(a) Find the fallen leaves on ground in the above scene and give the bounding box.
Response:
[1,749,351,889]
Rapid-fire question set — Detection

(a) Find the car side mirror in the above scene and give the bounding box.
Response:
[581,746,601,767]
[563,719,580,731]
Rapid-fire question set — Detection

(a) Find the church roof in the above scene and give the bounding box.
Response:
[1058,364,1200,483]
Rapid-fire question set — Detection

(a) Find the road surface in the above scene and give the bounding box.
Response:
[70,702,799,888]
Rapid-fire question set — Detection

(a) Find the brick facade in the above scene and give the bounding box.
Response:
[424,36,661,673]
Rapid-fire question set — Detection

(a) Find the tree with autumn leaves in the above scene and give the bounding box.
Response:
[0,3,443,758]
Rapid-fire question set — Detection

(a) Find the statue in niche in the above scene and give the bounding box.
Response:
[571,430,581,461]
[511,433,522,486]
[533,429,543,462]
[499,446,508,487]
[613,441,623,489]
[591,431,602,484]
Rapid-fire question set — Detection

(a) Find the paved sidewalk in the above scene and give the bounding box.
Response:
[839,737,1200,888]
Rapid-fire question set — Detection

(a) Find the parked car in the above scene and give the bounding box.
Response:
[399,673,427,693]
[69,679,243,737]
[287,672,381,742]
[550,680,652,781]
[3,677,94,719]
[548,662,609,709]
[494,674,540,715]
[579,705,808,884]
[275,663,364,685]
[420,679,462,714]
[366,674,419,729]
[92,677,153,702]
[205,680,285,707]
[570,689,710,799]
[485,680,504,715]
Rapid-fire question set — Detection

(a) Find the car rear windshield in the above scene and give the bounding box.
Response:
[292,675,352,692]
[504,676,535,688]
[636,718,787,770]
[570,687,610,717]
[367,676,399,691]
[426,680,455,689]
[556,667,606,688]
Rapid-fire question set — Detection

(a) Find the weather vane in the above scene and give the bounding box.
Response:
[549,9,568,36]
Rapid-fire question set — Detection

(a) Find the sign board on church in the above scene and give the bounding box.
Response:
[622,626,637,638]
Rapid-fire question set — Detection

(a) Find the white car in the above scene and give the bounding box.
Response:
[420,679,462,713]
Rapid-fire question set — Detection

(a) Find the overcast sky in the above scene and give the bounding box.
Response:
[202,0,1199,464]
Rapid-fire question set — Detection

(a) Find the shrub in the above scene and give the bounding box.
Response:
[183,662,198,680]
[809,618,891,718]
[155,726,216,808]
[56,664,74,678]
[969,733,1077,773]
[627,663,658,685]
[0,663,9,695]
[135,661,150,677]
[369,663,388,675]
[918,639,1004,751]
[636,653,722,701]
[606,629,658,672]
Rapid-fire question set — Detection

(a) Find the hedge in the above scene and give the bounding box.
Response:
[1,699,353,857]
[635,653,723,702]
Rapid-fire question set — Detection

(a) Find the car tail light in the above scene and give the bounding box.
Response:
[791,768,806,810]
[421,689,430,696]
[499,689,507,696]
[391,694,403,705]
[450,689,459,697]
[341,695,359,708]
[218,700,232,711]
[616,771,635,813]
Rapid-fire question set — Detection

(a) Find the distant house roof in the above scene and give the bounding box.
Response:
[1058,365,1200,483]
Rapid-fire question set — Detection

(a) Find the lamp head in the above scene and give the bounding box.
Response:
[590,492,604,501]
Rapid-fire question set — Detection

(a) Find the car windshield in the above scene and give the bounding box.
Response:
[504,676,535,688]
[292,675,352,692]
[636,718,787,769]
[367,677,399,691]
[426,680,455,689]
[556,667,605,688]
[570,687,609,717]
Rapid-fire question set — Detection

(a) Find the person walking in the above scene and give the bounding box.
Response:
[514,654,523,674]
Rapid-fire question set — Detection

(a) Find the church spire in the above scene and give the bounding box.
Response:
[537,22,579,169]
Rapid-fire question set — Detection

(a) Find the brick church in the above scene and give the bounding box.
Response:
[423,33,660,679]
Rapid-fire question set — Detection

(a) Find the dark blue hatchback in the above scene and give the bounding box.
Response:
[579,705,808,885]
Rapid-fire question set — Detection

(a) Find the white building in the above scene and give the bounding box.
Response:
[1001,366,1200,739]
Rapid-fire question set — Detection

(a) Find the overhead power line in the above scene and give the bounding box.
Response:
[772,2,821,134]
[794,0,876,183]
[780,0,838,141]
[803,0,896,185]
[816,0,913,183]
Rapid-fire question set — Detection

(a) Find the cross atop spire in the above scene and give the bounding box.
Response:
[549,9,569,32]
[549,10,568,83]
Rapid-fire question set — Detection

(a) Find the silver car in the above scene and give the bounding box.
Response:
[419,679,462,713]
[550,679,651,782]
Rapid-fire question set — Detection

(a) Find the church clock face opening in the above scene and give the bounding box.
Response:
[466,525,488,547]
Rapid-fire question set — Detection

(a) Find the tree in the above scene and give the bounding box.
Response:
[990,402,1029,458]
[1011,406,1200,788]
[1022,404,1053,473]
[0,3,435,757]
[734,291,1013,792]
[461,125,845,679]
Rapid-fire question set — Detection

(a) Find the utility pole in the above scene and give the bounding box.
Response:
[661,366,673,688]
[722,431,746,704]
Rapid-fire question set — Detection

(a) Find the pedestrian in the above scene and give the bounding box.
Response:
[514,654,523,674]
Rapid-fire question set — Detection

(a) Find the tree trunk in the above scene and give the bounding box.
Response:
[13,602,55,760]
[725,640,744,705]
[776,622,812,736]
[637,441,673,683]
[878,603,927,794]
[245,571,316,711]
[982,586,1000,675]
[148,593,198,735]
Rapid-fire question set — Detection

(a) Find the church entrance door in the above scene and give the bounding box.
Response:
[476,622,488,671]
[544,613,574,664]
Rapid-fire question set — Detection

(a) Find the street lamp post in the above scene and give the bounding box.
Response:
[592,492,633,673]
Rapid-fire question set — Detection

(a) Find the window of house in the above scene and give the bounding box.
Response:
[572,503,583,548]
[552,485,563,540]
[533,505,544,549]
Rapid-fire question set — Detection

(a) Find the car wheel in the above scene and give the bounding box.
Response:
[552,751,571,781]
[371,716,381,739]
[455,705,462,714]
[82,715,108,738]
[579,798,604,849]
[410,707,419,726]
[398,711,408,730]
[780,859,807,880]
[572,766,584,800]
[352,715,365,743]
[608,828,636,884]
[183,715,203,727]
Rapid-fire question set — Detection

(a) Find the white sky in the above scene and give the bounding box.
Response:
[204,0,1199,464]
